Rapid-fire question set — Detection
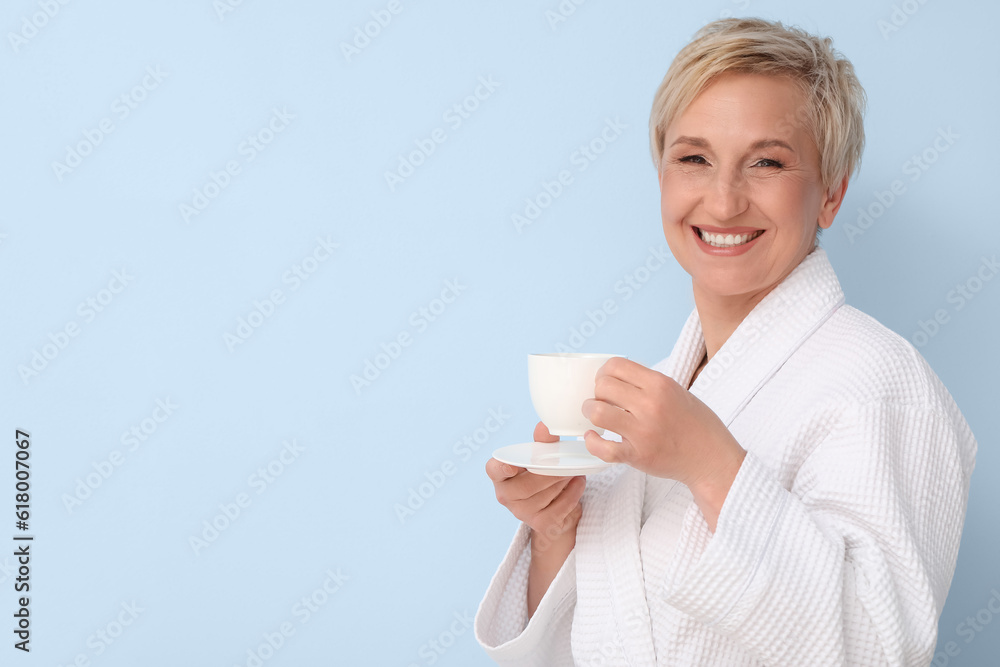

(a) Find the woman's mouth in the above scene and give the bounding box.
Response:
[696,228,765,248]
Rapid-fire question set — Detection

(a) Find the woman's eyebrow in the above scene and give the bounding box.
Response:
[748,138,795,152]
[670,136,710,148]
[668,137,795,152]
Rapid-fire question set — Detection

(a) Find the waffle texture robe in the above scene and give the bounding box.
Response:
[475,248,977,666]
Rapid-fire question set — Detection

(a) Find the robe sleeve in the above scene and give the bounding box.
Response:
[660,401,976,666]
[474,522,577,666]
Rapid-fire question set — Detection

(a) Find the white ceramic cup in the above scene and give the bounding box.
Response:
[528,353,623,437]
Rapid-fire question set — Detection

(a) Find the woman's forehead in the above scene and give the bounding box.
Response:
[668,74,812,145]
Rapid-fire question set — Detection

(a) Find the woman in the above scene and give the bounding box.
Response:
[475,17,977,666]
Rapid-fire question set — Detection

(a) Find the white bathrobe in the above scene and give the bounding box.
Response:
[475,248,977,666]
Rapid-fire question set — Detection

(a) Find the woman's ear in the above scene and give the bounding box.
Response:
[818,173,850,229]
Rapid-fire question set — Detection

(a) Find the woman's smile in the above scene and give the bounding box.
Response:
[692,225,765,254]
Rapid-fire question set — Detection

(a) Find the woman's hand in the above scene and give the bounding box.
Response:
[486,421,585,616]
[582,357,745,531]
[486,421,585,544]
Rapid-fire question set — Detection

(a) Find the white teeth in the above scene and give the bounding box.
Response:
[697,229,763,248]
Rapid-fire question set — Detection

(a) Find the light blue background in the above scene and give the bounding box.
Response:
[1,0,997,664]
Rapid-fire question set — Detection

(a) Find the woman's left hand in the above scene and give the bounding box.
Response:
[582,357,746,530]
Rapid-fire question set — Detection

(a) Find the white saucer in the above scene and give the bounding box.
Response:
[492,441,612,477]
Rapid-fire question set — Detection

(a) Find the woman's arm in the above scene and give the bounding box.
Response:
[475,422,586,666]
[583,357,975,665]
[527,499,581,616]
[475,522,579,667]
[662,402,974,665]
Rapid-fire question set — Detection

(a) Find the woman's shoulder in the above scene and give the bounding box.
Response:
[795,304,956,411]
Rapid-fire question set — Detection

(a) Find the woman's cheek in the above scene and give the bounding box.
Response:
[661,190,693,224]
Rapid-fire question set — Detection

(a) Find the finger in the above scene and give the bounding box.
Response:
[597,357,654,390]
[596,356,637,382]
[584,430,632,464]
[582,396,637,436]
[494,468,571,506]
[509,476,572,517]
[524,478,584,542]
[558,476,586,509]
[540,476,586,523]
[594,373,643,410]
[533,421,559,443]
[485,457,523,482]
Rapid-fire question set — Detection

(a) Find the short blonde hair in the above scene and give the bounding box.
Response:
[649,18,866,189]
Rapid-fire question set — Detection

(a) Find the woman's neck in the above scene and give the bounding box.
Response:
[693,284,772,360]
[693,246,818,359]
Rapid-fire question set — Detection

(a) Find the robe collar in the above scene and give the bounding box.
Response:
[662,246,846,426]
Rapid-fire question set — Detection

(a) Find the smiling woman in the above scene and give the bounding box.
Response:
[475,17,977,667]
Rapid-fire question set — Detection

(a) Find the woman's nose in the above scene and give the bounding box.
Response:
[703,169,749,221]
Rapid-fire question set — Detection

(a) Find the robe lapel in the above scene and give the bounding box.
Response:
[578,318,709,664]
[600,464,657,664]
[653,309,706,388]
[584,311,712,664]
[688,248,845,427]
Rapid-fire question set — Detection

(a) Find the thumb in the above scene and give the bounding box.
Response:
[584,430,628,463]
[533,421,559,443]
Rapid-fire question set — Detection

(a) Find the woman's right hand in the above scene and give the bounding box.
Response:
[486,422,586,616]
[485,421,586,545]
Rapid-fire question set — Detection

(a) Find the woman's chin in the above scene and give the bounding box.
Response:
[691,272,772,301]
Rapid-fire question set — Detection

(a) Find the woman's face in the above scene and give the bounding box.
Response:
[658,73,847,302]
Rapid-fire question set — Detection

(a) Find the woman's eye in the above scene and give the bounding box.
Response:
[678,155,708,165]
[754,158,784,168]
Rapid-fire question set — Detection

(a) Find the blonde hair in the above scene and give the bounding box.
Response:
[649,18,866,189]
